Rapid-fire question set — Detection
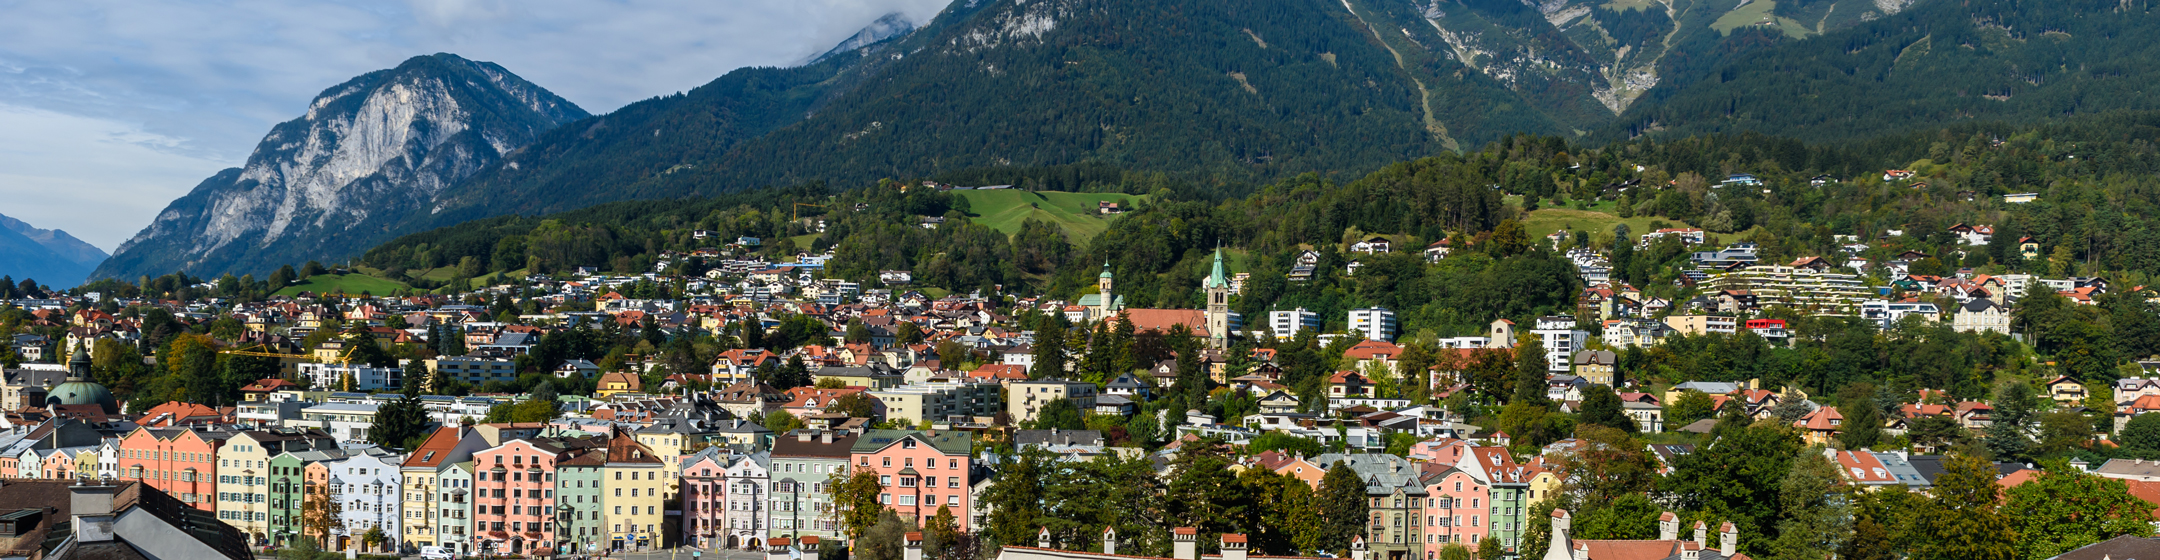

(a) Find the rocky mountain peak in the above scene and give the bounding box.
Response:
[94,54,589,281]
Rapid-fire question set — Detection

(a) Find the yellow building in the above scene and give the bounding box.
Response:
[216,428,336,545]
[596,372,643,398]
[401,427,480,550]
[1526,468,1563,504]
[631,421,718,503]
[74,449,97,478]
[601,429,666,550]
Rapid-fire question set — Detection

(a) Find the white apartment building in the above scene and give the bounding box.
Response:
[297,363,402,392]
[1529,318,1590,373]
[1347,308,1399,342]
[1861,300,1942,329]
[1268,308,1321,339]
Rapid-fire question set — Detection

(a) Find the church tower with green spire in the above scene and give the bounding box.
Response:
[1204,248,1230,347]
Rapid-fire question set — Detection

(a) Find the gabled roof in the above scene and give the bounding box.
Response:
[850,429,971,455]
[400,426,472,469]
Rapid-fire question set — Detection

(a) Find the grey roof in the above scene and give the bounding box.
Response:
[2052,534,2160,560]
[1672,381,1743,395]
[2092,458,2160,479]
[1014,429,1102,447]
[1571,350,1617,365]
[1872,452,1930,487]
[1961,298,2001,312]
[1106,373,1152,390]
[1905,455,2026,484]
[1312,453,1425,495]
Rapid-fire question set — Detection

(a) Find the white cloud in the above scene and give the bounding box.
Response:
[0,0,952,246]
[0,105,232,251]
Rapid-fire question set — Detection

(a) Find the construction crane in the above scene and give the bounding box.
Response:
[218,341,369,389]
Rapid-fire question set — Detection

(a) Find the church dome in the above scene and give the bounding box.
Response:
[47,380,117,414]
[51,346,119,414]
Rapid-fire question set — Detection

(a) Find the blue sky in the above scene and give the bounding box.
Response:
[0,0,950,251]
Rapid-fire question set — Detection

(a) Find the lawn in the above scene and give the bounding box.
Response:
[1710,0,1812,39]
[1520,207,1693,243]
[954,190,1147,243]
[273,273,410,297]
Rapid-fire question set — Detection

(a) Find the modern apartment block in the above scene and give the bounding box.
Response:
[1348,308,1399,342]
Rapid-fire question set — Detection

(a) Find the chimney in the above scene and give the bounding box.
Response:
[798,431,814,442]
[1658,511,1678,541]
[822,431,834,444]
[1692,521,1707,548]
[1102,526,1118,556]
[903,533,924,560]
[1221,534,1248,560]
[70,483,117,543]
[1719,521,1738,557]
[767,537,793,560]
[1172,527,1198,560]
[1546,509,1573,560]
[1039,527,1053,549]
[1350,534,1369,560]
[801,536,822,560]
[1679,541,1701,560]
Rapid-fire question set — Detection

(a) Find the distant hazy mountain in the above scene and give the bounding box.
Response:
[0,213,108,288]
[94,53,588,281]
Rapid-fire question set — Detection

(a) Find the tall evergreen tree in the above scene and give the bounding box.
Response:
[1577,384,1633,432]
[1316,461,1368,554]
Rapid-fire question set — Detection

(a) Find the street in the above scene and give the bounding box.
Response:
[309,547,773,560]
[600,548,768,560]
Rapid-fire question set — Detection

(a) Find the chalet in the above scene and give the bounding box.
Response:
[1326,370,1373,399]
[1098,201,1124,214]
[1947,223,1995,246]
[2046,375,2088,404]
[1349,236,1392,254]
[1422,239,1451,263]
[1794,406,1843,445]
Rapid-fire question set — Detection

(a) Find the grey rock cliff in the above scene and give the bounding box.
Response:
[95,53,588,280]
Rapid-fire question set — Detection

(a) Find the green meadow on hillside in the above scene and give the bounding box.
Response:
[954,189,1147,243]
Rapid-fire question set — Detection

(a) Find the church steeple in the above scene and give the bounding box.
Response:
[67,343,90,381]
[1204,248,1230,347]
[1096,260,1116,320]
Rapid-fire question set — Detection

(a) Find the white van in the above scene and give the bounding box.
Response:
[419,546,454,559]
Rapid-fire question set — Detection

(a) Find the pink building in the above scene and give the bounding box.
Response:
[849,430,973,531]
[679,447,730,549]
[472,439,570,556]
[1419,463,1492,554]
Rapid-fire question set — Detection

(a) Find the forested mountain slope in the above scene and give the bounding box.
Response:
[1614,0,2160,140]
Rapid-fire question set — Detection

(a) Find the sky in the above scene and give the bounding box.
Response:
[0,0,952,251]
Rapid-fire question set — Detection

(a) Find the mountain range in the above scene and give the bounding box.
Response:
[0,214,108,289]
[88,0,2160,282]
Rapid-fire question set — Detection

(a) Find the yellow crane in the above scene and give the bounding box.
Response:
[219,341,370,390]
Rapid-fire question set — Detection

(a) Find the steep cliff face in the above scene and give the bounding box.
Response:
[95,54,587,280]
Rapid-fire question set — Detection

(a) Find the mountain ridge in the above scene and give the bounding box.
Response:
[93,53,589,281]
[0,213,108,288]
